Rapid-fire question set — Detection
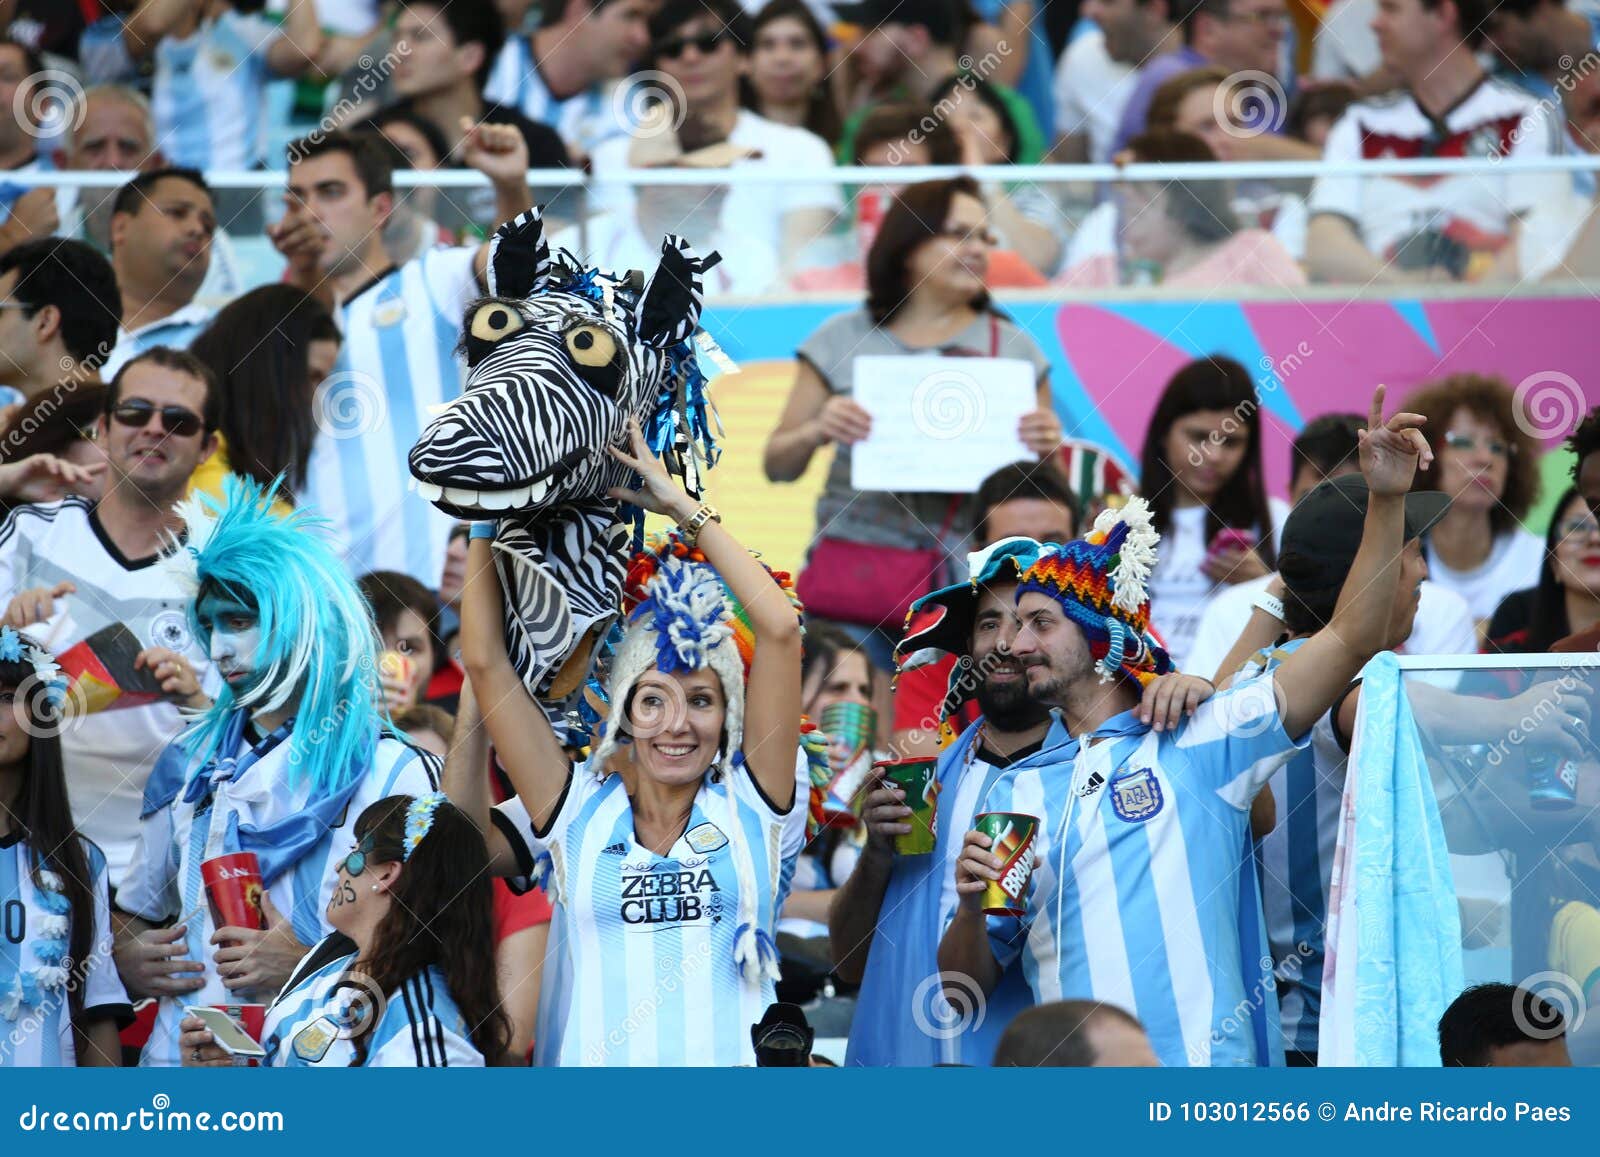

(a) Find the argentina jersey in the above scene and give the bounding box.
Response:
[151,9,279,170]
[118,733,439,1067]
[496,761,805,1066]
[101,303,216,380]
[0,837,130,1067]
[988,673,1305,1067]
[303,247,478,585]
[261,936,482,1067]
[1233,638,1348,1056]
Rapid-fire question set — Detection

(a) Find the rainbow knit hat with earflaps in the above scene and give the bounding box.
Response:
[1016,496,1173,688]
[590,532,802,985]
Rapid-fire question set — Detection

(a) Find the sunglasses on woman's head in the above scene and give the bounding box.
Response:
[110,399,204,438]
[656,29,725,59]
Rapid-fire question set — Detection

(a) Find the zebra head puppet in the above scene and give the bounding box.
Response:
[409,208,722,705]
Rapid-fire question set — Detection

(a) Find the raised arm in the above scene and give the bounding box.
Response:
[609,418,802,809]
[457,533,573,833]
[264,0,324,78]
[441,675,522,877]
[124,0,196,58]
[1272,385,1429,736]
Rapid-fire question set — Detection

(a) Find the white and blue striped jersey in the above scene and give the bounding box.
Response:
[1233,638,1347,1056]
[151,10,280,171]
[100,303,216,381]
[483,38,622,157]
[302,247,478,586]
[988,672,1305,1067]
[117,732,439,1068]
[260,935,482,1067]
[0,836,129,1067]
[495,759,806,1066]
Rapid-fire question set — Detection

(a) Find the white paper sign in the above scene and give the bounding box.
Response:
[849,356,1035,493]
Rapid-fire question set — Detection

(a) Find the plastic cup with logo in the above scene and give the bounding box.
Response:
[819,701,877,824]
[1529,753,1579,809]
[876,757,939,855]
[974,812,1039,915]
[201,851,265,934]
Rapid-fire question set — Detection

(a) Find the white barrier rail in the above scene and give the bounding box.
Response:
[10,158,1600,189]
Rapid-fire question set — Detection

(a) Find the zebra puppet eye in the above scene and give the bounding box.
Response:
[564,324,617,368]
[469,302,524,343]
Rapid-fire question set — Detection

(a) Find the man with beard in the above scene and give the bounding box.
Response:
[940,386,1428,1066]
[829,536,1214,1065]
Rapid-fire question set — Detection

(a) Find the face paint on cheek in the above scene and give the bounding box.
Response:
[328,879,358,910]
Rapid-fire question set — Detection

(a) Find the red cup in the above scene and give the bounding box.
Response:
[201,852,265,932]
[211,1003,266,1068]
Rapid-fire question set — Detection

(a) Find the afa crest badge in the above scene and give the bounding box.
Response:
[1109,766,1163,823]
[292,1017,338,1063]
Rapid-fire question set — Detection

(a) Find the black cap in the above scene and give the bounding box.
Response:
[833,0,963,43]
[1279,474,1450,602]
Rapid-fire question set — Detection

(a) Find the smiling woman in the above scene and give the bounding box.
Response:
[453,419,806,1066]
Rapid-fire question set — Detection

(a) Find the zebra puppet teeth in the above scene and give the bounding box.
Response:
[410,478,551,511]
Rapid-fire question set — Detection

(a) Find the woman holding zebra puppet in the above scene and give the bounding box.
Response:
[448,417,807,1067]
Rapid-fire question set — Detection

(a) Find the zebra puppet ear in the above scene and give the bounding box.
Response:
[485,206,554,299]
[635,234,720,350]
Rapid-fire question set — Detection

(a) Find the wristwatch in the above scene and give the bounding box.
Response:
[1251,591,1286,623]
[680,503,722,547]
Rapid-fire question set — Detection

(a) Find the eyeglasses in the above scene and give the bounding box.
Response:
[656,30,726,59]
[111,399,205,438]
[1443,431,1513,457]
[340,834,376,878]
[0,299,33,313]
[1558,516,1600,540]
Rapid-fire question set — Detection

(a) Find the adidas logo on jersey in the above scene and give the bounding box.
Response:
[602,842,627,856]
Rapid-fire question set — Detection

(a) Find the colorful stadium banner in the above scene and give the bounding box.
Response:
[701,295,1589,575]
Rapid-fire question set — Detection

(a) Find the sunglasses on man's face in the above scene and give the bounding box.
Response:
[111,399,205,438]
[656,29,725,59]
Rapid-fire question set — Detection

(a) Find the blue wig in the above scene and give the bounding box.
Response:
[161,474,385,793]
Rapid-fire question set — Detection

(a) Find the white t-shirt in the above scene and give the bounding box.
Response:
[1052,30,1137,164]
[588,110,842,267]
[1186,572,1480,680]
[0,498,219,890]
[1425,528,1546,622]
[1148,499,1289,671]
[1309,77,1567,267]
[1310,0,1380,81]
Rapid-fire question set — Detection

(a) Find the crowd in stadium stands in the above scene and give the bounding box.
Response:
[0,0,1594,1070]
